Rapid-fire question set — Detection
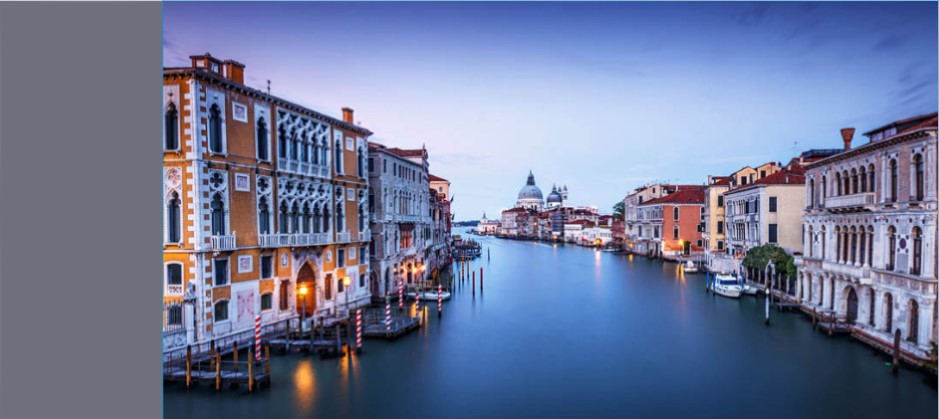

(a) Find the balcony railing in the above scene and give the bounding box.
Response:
[209,234,236,251]
[165,283,184,296]
[277,158,330,178]
[825,192,875,211]
[259,234,279,248]
[822,260,872,284]
[337,232,351,243]
[260,233,331,247]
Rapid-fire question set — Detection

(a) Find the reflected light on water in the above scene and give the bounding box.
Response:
[293,359,316,413]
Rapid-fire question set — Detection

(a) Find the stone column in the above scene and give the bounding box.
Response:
[918,298,934,349]
[873,289,883,332]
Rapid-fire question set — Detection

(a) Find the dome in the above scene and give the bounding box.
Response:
[547,189,562,203]
[517,171,543,200]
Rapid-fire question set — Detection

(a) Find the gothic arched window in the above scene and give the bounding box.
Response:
[209,104,223,153]
[164,103,179,150]
[256,117,268,161]
[167,192,181,243]
[210,193,225,235]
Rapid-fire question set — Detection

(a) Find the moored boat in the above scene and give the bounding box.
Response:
[711,273,743,298]
[683,260,699,273]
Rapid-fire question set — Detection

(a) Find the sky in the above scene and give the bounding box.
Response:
[164,1,938,220]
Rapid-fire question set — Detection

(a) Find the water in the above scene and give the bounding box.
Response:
[164,229,937,418]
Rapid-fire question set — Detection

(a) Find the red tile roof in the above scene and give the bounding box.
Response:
[640,188,705,206]
[728,166,806,193]
[429,174,448,182]
[863,111,938,136]
[567,219,595,226]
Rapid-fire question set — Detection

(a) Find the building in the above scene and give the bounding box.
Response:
[516,170,545,211]
[702,176,732,271]
[478,212,500,234]
[723,163,807,266]
[430,173,451,200]
[427,186,452,281]
[366,143,433,297]
[796,112,938,362]
[624,183,675,254]
[636,186,706,260]
[162,53,371,357]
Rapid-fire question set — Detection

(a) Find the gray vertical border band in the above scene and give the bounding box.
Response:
[0,2,162,418]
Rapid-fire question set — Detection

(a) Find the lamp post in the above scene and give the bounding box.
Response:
[299,284,308,336]
[343,276,352,353]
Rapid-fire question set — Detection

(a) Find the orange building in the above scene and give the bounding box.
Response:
[162,53,372,355]
[636,186,706,259]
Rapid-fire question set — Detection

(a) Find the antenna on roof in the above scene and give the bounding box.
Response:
[793,141,798,158]
[266,80,271,95]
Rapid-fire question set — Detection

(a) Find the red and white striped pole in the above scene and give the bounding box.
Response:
[355,309,362,353]
[398,280,404,310]
[437,284,442,317]
[254,316,261,361]
[385,298,391,332]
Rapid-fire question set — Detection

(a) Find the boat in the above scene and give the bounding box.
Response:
[683,260,698,273]
[406,289,452,301]
[742,283,759,295]
[711,273,743,298]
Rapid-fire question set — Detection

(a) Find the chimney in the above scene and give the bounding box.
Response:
[342,107,354,124]
[223,59,245,84]
[840,127,855,150]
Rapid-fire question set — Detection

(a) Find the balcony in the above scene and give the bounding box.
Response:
[277,158,330,178]
[259,234,279,248]
[209,234,236,251]
[822,260,872,284]
[260,233,331,248]
[824,192,875,212]
[165,283,184,296]
[337,232,351,243]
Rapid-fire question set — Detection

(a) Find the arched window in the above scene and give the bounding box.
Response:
[809,179,815,207]
[859,166,867,192]
[807,226,814,257]
[911,226,923,276]
[167,192,181,243]
[166,263,183,295]
[835,172,842,196]
[209,104,223,153]
[164,103,179,150]
[842,170,850,195]
[357,148,365,178]
[312,140,320,164]
[278,126,287,159]
[279,201,289,233]
[256,117,268,161]
[302,203,311,234]
[913,154,924,201]
[908,299,919,343]
[858,227,866,266]
[214,300,229,321]
[889,159,898,203]
[312,205,321,233]
[258,197,271,235]
[868,164,875,195]
[886,226,897,271]
[335,140,343,174]
[290,202,300,233]
[279,281,289,311]
[820,226,826,260]
[358,205,365,232]
[336,204,345,232]
[320,140,328,166]
[673,225,679,239]
[849,226,857,264]
[884,293,893,333]
[290,131,299,160]
[821,175,827,200]
[210,193,225,235]
[673,207,679,220]
[834,226,841,261]
[850,168,858,194]
[322,206,330,233]
[299,134,308,162]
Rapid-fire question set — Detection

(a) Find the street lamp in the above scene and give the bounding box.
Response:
[299,284,309,334]
[343,276,352,316]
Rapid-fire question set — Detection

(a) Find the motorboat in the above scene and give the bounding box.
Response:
[683,260,698,273]
[742,283,759,295]
[711,273,743,298]
[406,289,451,301]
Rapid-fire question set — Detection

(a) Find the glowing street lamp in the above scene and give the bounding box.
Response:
[299,284,309,333]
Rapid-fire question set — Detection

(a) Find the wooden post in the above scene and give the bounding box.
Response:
[185,345,192,389]
[335,323,342,356]
[233,341,239,372]
[480,267,484,291]
[247,347,255,392]
[215,352,221,391]
[265,343,271,378]
[893,329,901,373]
[210,339,216,370]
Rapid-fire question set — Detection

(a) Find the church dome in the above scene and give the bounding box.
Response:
[547,188,562,204]
[517,171,543,200]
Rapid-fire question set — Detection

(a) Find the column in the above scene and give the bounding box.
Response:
[918,299,933,349]
[873,289,883,331]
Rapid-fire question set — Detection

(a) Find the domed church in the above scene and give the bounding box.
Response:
[516,171,545,211]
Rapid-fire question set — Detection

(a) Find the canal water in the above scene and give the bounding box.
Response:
[164,228,937,418]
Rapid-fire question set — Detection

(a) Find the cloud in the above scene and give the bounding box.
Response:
[872,34,907,52]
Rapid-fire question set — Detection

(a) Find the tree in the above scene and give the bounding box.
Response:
[613,201,625,218]
[742,243,796,279]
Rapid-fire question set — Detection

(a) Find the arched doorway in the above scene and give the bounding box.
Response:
[908,299,919,343]
[370,271,380,297]
[296,262,316,318]
[845,287,858,323]
[883,293,893,333]
[868,290,875,326]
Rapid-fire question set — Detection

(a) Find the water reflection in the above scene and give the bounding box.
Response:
[293,359,315,414]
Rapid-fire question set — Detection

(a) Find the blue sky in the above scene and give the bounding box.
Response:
[164,1,937,220]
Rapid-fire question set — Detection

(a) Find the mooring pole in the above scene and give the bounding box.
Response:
[437,284,443,318]
[480,267,484,292]
[233,341,239,372]
[472,271,476,296]
[764,288,770,325]
[185,345,192,389]
[248,347,255,392]
[892,329,901,373]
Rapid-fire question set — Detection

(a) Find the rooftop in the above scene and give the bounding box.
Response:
[640,188,705,206]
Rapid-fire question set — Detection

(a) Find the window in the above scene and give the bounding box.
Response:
[357,148,365,177]
[337,276,345,293]
[717,241,724,250]
[859,167,867,193]
[214,300,229,321]
[835,172,842,196]
[760,170,766,179]
[164,103,179,150]
[359,272,365,288]
[279,201,289,233]
[165,304,183,327]
[258,197,271,235]
[261,293,273,311]
[697,240,702,247]
[166,263,182,294]
[914,154,924,201]
[887,226,897,271]
[369,157,375,173]
[673,207,679,220]
[768,224,778,243]
[717,221,724,235]
[261,255,273,279]
[256,118,269,160]
[278,126,287,159]
[279,281,289,310]
[673,225,679,239]
[302,204,311,234]
[209,104,223,153]
[868,164,875,195]
[821,176,827,199]
[335,140,343,174]
[214,258,229,286]
[290,202,300,233]
[717,195,723,207]
[338,248,345,268]
[912,227,922,276]
[769,196,777,213]
[809,179,815,207]
[210,193,225,235]
[851,169,858,194]
[336,204,344,233]
[167,192,181,243]
[889,159,898,203]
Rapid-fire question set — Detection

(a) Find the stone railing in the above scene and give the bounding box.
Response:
[209,234,236,251]
[825,192,875,210]
[337,232,351,243]
[823,260,872,284]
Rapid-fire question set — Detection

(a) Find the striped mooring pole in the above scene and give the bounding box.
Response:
[437,284,442,317]
[355,309,362,353]
[384,297,391,332]
[254,316,261,361]
[398,280,404,310]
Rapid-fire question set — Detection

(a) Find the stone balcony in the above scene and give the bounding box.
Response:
[259,233,330,248]
[822,260,872,284]
[824,192,875,212]
[336,232,351,243]
[208,234,236,251]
